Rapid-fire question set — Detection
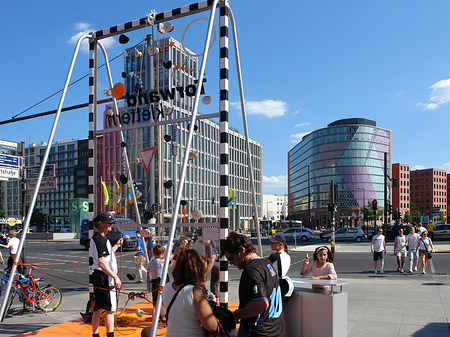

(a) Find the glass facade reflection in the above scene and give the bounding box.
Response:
[288,118,391,228]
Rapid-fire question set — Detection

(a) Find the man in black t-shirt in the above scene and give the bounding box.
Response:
[90,212,123,337]
[221,232,282,337]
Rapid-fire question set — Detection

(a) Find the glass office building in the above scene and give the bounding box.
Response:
[288,118,391,228]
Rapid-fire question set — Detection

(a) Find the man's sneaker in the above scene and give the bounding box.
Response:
[397,267,401,272]
[380,270,384,274]
[408,269,413,273]
[374,270,378,274]
[414,267,418,272]
[400,269,404,273]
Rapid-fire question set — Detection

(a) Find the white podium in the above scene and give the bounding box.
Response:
[284,278,348,337]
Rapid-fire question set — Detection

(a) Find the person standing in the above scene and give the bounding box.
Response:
[406,227,420,273]
[427,222,435,240]
[221,232,282,337]
[0,230,24,274]
[90,212,123,337]
[371,227,386,274]
[133,230,147,283]
[198,233,220,299]
[267,234,294,298]
[393,228,408,273]
[415,230,435,275]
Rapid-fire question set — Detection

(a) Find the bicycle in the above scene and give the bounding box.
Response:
[0,265,62,321]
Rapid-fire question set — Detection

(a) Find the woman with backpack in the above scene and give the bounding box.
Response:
[267,234,294,298]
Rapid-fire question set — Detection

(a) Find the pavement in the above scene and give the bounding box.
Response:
[2,240,450,336]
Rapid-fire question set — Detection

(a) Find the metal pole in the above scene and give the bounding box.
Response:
[228,6,262,257]
[384,152,387,225]
[0,33,92,320]
[149,2,219,336]
[308,164,311,228]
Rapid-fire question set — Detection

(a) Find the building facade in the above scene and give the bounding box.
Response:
[288,118,391,229]
[263,194,287,221]
[410,168,447,220]
[391,163,410,219]
[96,37,263,230]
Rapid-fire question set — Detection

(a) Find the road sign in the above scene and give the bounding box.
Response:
[25,178,57,193]
[431,207,440,216]
[26,164,55,180]
[138,147,156,174]
[0,154,22,167]
[0,166,20,180]
[0,140,19,151]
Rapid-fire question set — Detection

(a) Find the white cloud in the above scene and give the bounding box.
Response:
[231,100,287,118]
[411,165,426,170]
[418,78,450,110]
[290,131,311,143]
[442,162,450,168]
[67,22,116,53]
[263,175,287,189]
[294,122,310,128]
[292,109,300,115]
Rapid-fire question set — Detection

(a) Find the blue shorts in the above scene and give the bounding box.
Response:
[408,250,419,260]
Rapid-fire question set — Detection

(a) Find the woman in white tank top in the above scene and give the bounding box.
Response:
[161,249,218,337]
[414,230,435,275]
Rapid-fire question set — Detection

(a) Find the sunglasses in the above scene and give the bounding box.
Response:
[226,254,234,264]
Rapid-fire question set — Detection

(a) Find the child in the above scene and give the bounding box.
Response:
[149,245,166,305]
[301,246,337,294]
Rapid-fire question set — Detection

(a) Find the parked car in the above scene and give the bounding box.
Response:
[381,224,411,241]
[319,227,332,239]
[433,224,450,240]
[275,227,314,241]
[79,218,138,251]
[322,227,366,243]
[250,228,268,237]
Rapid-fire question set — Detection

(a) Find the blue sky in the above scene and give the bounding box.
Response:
[2,0,450,196]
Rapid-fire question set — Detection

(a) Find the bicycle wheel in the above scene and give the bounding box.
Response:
[38,286,62,312]
[1,290,15,322]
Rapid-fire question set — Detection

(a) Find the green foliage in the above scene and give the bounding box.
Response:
[410,202,421,223]
[0,210,4,218]
[403,211,412,224]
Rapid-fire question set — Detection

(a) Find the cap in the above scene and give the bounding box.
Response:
[94,212,116,224]
[269,234,286,245]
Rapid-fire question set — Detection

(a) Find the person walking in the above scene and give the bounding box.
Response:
[415,230,435,275]
[90,212,123,337]
[406,227,420,273]
[198,233,220,299]
[427,222,435,240]
[393,228,408,273]
[371,227,386,274]
[0,230,24,274]
[221,232,282,337]
[133,230,147,283]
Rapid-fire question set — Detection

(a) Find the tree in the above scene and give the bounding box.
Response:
[403,211,412,224]
[437,212,445,222]
[28,208,45,232]
[0,210,5,218]
[410,202,421,223]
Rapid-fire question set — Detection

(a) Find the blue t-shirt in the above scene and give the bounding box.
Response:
[135,237,146,257]
[150,257,163,280]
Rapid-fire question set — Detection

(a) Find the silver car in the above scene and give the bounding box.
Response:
[322,227,366,243]
[433,224,450,240]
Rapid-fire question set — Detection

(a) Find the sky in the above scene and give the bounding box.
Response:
[2,0,450,196]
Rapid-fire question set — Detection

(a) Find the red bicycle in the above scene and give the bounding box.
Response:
[0,266,62,321]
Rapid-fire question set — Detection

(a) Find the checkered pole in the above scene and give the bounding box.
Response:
[88,37,98,300]
[219,0,230,308]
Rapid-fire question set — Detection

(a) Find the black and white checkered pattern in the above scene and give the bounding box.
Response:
[93,1,218,40]
[219,1,229,307]
[88,38,97,299]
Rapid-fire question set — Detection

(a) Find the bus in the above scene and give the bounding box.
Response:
[266,220,302,234]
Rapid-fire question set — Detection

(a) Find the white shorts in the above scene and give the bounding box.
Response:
[395,249,407,258]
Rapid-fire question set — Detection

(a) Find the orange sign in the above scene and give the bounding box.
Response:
[103,82,125,99]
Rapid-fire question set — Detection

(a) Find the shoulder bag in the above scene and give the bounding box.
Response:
[420,238,432,259]
[275,253,292,298]
[165,283,188,323]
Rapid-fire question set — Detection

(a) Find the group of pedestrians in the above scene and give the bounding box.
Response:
[89,212,340,337]
[371,225,435,275]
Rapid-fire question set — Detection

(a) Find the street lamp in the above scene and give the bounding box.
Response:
[307,164,311,229]
[357,187,367,236]
[266,201,273,220]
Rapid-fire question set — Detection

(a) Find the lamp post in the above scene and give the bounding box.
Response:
[266,201,273,220]
[357,187,366,236]
[307,164,311,229]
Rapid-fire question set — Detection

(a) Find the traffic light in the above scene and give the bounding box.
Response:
[392,178,398,188]
[372,199,378,210]
[388,204,392,214]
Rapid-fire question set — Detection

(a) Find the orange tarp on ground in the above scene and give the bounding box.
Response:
[13,301,239,337]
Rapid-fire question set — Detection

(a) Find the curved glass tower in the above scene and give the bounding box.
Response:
[288,118,391,228]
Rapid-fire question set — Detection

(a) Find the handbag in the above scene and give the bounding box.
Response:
[206,305,236,337]
[420,238,432,259]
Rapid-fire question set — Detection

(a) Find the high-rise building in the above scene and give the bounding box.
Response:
[288,118,391,228]
[96,36,263,230]
[263,194,287,221]
[410,168,447,220]
[0,139,89,232]
[391,163,410,219]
